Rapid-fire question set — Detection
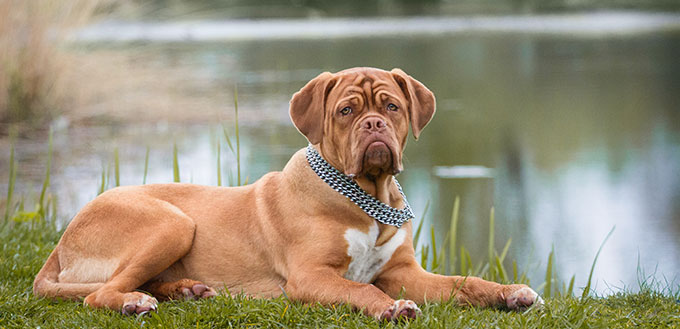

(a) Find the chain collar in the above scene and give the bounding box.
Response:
[305,145,414,228]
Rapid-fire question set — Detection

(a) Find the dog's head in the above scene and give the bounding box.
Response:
[290,67,435,179]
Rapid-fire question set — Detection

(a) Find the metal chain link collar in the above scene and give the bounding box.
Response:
[306,145,414,228]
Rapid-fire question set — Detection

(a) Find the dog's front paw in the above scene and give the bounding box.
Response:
[122,292,158,316]
[380,299,421,321]
[503,286,543,310]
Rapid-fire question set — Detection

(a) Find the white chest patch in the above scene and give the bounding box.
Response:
[343,222,406,284]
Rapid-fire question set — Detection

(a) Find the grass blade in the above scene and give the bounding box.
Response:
[227,169,234,187]
[449,196,460,275]
[519,271,528,285]
[460,246,472,276]
[488,207,495,281]
[494,238,512,283]
[567,274,576,297]
[430,226,438,272]
[545,247,554,299]
[495,256,507,283]
[173,143,180,183]
[114,147,120,187]
[234,84,241,186]
[38,129,53,219]
[420,245,429,269]
[50,195,58,223]
[412,200,428,249]
[142,146,150,184]
[221,124,235,156]
[474,261,485,278]
[98,165,108,195]
[216,139,222,186]
[4,144,16,224]
[437,239,447,275]
[413,218,425,249]
[499,238,512,263]
[582,226,615,299]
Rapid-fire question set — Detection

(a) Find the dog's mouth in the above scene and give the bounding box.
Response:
[364,141,391,169]
[346,135,401,178]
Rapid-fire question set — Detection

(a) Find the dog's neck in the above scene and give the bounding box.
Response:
[353,175,401,208]
[316,144,404,246]
[354,174,402,246]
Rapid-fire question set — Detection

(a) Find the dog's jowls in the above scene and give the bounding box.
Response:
[33,67,542,320]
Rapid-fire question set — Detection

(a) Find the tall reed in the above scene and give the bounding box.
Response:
[3,144,16,225]
[233,85,241,186]
[0,0,99,124]
[3,132,57,229]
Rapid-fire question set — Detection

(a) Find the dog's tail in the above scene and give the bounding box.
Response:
[33,246,103,300]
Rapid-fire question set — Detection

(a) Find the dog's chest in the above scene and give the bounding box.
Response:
[343,222,406,284]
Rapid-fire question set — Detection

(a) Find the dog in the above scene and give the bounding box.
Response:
[33,67,542,320]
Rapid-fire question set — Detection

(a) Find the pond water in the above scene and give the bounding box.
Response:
[2,13,680,295]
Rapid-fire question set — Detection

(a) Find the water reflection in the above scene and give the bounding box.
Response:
[77,12,680,42]
[2,27,680,294]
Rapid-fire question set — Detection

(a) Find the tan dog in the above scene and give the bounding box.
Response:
[34,67,542,320]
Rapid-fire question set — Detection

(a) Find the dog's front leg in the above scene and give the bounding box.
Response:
[284,268,420,320]
[374,261,543,310]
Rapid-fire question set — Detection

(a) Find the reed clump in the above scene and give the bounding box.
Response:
[0,0,99,126]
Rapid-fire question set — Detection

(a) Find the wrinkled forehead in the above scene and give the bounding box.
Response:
[328,70,405,105]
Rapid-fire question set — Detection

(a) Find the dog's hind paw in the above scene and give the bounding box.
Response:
[146,278,217,301]
[181,282,218,300]
[380,299,421,321]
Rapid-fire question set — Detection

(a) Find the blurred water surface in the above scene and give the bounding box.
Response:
[2,13,680,294]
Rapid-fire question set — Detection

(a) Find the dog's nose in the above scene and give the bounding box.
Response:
[362,117,387,131]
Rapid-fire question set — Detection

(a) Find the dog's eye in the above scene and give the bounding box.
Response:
[340,107,352,115]
[387,103,398,111]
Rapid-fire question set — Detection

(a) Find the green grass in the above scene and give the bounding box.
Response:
[1,222,679,329]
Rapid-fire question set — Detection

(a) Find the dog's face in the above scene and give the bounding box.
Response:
[290,67,435,178]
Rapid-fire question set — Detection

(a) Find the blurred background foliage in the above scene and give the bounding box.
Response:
[1,0,679,128]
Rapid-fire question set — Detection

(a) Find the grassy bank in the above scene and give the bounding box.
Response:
[1,133,679,328]
[1,221,679,328]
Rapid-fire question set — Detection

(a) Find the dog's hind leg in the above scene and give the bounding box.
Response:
[29,192,200,315]
[81,212,198,315]
[81,232,194,315]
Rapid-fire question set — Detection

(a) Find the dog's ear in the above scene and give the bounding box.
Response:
[391,68,436,140]
[290,72,337,144]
